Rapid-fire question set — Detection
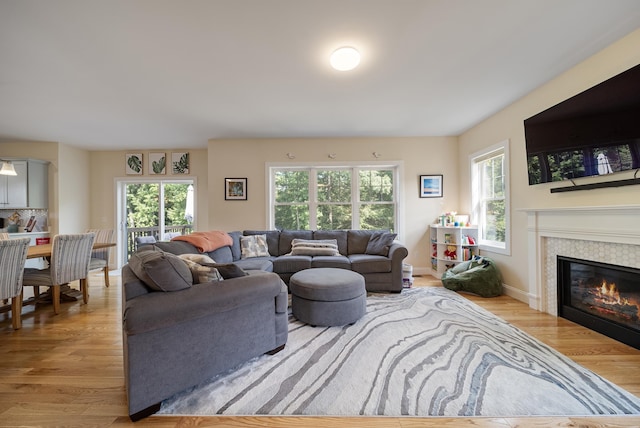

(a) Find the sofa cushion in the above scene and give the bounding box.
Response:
[273,255,312,273]
[310,255,351,269]
[365,232,397,256]
[228,231,243,260]
[207,245,234,263]
[313,230,348,255]
[234,257,274,272]
[290,239,340,256]
[128,250,193,292]
[347,230,378,255]
[278,230,313,256]
[349,254,392,274]
[240,234,270,258]
[152,240,200,255]
[244,230,280,256]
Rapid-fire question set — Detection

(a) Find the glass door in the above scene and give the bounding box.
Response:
[117,179,195,265]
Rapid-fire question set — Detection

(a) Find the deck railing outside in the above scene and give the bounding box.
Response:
[126,225,193,258]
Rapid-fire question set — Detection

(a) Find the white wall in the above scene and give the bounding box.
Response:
[207,137,458,272]
[457,28,640,300]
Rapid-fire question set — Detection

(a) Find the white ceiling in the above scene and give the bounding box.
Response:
[1,0,639,151]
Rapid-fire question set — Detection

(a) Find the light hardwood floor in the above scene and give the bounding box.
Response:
[1,274,639,428]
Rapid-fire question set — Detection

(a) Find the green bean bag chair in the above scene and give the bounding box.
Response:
[441,256,502,297]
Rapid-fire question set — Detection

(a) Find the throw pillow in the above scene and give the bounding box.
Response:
[128,250,193,292]
[365,232,397,256]
[212,263,249,279]
[179,253,217,265]
[178,255,223,284]
[290,239,340,256]
[240,234,270,259]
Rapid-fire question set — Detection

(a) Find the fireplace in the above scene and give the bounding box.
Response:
[557,256,640,349]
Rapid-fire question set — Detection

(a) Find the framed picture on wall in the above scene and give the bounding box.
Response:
[419,174,443,198]
[172,152,190,174]
[149,152,166,175]
[225,178,247,200]
[125,153,143,175]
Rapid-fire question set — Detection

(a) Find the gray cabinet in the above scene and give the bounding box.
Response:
[0,160,48,209]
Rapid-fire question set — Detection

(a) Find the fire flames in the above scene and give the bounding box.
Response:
[592,279,639,322]
[598,280,629,305]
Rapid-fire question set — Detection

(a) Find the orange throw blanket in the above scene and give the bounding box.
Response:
[171,230,233,253]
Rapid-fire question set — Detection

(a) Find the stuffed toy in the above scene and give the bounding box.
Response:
[444,245,457,260]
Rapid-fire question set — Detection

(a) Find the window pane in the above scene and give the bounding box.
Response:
[317,170,350,202]
[126,183,159,227]
[275,170,309,203]
[272,165,398,232]
[275,205,310,230]
[360,170,393,202]
[360,204,394,231]
[163,183,189,227]
[317,204,352,230]
[482,199,505,242]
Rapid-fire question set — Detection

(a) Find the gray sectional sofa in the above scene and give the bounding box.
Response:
[121,255,288,421]
[122,229,407,420]
[148,229,409,292]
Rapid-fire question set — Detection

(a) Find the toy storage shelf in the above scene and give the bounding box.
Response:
[429,225,479,279]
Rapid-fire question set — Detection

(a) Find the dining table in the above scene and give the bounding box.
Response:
[0,242,117,315]
[27,241,116,259]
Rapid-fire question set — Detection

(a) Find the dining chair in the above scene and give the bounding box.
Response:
[0,237,30,329]
[22,233,96,315]
[86,228,115,287]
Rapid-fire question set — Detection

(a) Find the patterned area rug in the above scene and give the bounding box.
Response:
[159,286,640,417]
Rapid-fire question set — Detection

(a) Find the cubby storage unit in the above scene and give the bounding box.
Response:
[429,225,479,278]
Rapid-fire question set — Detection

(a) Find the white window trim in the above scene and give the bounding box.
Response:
[266,161,404,239]
[469,140,511,256]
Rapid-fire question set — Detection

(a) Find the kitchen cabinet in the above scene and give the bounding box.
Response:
[0,160,48,209]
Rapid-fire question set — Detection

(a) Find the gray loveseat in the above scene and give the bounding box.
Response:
[147,229,409,292]
[121,252,288,421]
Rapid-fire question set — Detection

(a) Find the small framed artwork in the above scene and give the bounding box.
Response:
[225,178,247,200]
[172,152,190,174]
[149,152,166,175]
[126,153,143,175]
[419,174,443,198]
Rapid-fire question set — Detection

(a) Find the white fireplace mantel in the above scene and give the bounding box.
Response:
[522,205,640,314]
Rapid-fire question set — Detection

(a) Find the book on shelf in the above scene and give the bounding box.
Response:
[444,233,453,244]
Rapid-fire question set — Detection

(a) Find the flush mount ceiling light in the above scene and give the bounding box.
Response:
[330,46,360,71]
[0,160,17,176]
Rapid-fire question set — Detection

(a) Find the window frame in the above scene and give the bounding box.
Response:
[469,140,510,256]
[267,161,403,235]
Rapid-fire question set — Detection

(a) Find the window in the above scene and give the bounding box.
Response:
[270,164,399,232]
[470,140,510,255]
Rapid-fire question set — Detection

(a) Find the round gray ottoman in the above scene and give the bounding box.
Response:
[289,268,366,327]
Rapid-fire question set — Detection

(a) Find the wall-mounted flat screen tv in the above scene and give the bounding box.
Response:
[524,63,640,185]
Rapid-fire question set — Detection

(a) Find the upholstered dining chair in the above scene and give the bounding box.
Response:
[87,228,115,287]
[22,233,96,315]
[0,237,30,329]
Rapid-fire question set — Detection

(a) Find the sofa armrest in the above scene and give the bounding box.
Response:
[388,242,408,262]
[388,242,409,291]
[123,271,285,336]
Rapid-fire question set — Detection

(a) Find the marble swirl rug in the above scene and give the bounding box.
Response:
[158,286,640,417]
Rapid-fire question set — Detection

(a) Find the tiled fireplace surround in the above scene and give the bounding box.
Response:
[524,205,640,315]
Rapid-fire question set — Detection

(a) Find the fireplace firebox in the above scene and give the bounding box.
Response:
[557,256,640,350]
